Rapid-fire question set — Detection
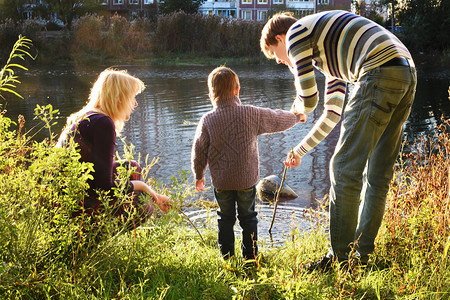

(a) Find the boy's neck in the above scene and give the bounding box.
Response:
[213,95,241,108]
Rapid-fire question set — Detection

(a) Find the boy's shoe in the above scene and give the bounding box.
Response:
[305,254,334,272]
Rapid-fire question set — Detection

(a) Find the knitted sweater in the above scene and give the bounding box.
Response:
[287,10,414,158]
[191,96,300,190]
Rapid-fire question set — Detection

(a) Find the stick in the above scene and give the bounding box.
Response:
[268,165,288,233]
[178,208,205,243]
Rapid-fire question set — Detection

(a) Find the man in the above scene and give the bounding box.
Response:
[260,10,417,270]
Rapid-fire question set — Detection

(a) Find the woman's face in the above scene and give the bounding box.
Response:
[124,96,138,121]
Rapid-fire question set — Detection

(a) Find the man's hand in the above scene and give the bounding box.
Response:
[195,178,206,191]
[284,151,302,168]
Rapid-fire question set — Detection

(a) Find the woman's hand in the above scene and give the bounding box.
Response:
[154,193,173,213]
[132,180,173,213]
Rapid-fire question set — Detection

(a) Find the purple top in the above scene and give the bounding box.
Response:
[57,112,134,196]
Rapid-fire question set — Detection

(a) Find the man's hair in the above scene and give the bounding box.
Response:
[208,66,239,102]
[260,12,297,59]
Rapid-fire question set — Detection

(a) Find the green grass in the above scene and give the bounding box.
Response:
[0,113,448,299]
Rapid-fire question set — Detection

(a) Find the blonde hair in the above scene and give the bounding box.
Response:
[208,66,239,102]
[260,12,297,59]
[65,68,145,134]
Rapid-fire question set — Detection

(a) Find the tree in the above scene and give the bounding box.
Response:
[380,0,399,32]
[0,0,28,21]
[397,0,450,51]
[44,0,100,30]
[159,0,205,15]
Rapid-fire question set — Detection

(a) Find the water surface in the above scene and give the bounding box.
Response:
[4,64,449,212]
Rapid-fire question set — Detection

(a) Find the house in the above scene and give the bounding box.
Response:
[199,0,351,21]
[9,0,352,23]
[99,0,156,18]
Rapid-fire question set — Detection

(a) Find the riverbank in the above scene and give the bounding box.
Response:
[4,13,449,72]
[0,103,449,298]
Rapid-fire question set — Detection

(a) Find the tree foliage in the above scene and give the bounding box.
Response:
[397,0,450,51]
[0,0,29,21]
[44,0,100,30]
[159,0,205,15]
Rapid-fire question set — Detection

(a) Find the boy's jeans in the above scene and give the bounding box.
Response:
[214,186,258,259]
[329,64,417,262]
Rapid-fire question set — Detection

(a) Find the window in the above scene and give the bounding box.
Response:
[242,11,252,20]
[317,0,329,4]
[129,0,139,4]
[273,0,283,4]
[113,0,123,4]
[258,0,267,4]
[242,0,251,4]
[258,10,267,20]
[144,0,153,3]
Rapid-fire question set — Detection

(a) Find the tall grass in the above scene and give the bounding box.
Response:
[152,12,264,58]
[1,108,449,299]
[1,38,449,298]
[1,13,265,65]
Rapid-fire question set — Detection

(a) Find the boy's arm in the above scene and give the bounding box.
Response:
[191,118,209,186]
[257,107,303,135]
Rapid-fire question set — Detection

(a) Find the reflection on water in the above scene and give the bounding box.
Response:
[182,202,326,247]
[4,64,450,210]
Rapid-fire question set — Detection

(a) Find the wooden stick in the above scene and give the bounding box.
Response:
[268,165,288,233]
[178,208,205,243]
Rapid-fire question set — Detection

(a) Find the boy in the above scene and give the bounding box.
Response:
[260,11,417,270]
[191,66,305,260]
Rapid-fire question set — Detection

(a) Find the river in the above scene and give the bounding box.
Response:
[2,63,449,242]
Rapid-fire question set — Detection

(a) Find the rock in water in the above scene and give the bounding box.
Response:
[256,175,298,200]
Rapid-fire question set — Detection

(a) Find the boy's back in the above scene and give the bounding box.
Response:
[192,95,300,190]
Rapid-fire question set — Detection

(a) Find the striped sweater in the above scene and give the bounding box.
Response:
[287,10,414,157]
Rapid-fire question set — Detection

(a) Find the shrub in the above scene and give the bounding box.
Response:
[376,115,450,295]
[71,14,106,61]
[152,12,264,58]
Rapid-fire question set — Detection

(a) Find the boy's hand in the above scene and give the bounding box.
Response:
[195,178,206,191]
[284,151,302,168]
[290,103,307,123]
[294,112,307,123]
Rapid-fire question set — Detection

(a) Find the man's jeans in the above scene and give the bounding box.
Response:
[214,186,258,259]
[329,64,417,262]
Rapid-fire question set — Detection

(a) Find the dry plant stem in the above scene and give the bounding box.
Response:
[178,208,205,243]
[268,165,288,233]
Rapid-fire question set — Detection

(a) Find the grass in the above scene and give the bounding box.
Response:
[1,37,449,299]
[0,116,448,299]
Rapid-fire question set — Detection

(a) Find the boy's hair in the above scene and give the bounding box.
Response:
[260,12,297,59]
[208,66,240,102]
[66,68,145,134]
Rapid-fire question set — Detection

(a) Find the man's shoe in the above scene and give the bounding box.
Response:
[305,255,334,272]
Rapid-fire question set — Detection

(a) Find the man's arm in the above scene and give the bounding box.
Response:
[293,76,346,158]
[287,23,319,115]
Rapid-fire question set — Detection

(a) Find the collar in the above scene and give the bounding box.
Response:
[213,96,241,109]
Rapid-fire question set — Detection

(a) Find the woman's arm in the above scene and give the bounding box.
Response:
[131,180,173,213]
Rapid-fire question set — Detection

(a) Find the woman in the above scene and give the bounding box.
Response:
[57,68,172,224]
